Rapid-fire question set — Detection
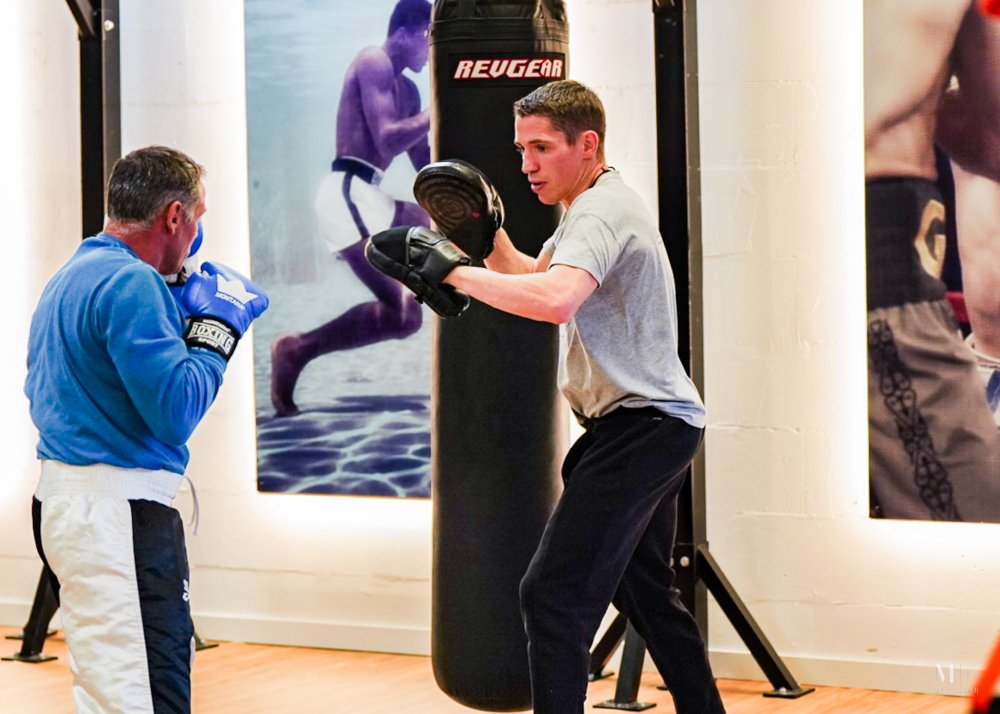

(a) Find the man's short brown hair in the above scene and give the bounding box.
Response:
[513,80,606,157]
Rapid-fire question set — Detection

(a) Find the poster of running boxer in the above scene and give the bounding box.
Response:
[865,1,1000,522]
[244,0,434,497]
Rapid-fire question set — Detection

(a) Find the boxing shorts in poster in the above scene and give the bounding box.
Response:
[865,2,1000,522]
[244,0,434,497]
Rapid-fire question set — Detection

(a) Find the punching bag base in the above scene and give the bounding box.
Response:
[432,665,532,712]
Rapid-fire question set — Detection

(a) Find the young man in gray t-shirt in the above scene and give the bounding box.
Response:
[443,80,725,714]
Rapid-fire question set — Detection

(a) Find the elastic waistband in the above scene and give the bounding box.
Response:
[35,461,182,506]
[331,156,383,186]
[574,406,666,430]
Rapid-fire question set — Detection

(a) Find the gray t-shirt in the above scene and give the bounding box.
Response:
[542,170,705,428]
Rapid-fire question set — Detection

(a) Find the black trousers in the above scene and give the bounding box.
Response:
[519,407,725,714]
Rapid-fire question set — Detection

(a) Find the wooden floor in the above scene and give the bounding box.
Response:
[0,626,967,713]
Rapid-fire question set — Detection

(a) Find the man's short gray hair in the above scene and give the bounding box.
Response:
[106,146,205,227]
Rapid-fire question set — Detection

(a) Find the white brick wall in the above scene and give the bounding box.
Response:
[2,0,996,696]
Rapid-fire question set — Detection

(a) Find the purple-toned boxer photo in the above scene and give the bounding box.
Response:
[270,0,432,418]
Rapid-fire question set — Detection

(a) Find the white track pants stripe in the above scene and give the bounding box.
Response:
[40,494,155,714]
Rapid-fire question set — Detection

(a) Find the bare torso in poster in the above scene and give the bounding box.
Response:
[245,0,434,497]
[865,0,1000,522]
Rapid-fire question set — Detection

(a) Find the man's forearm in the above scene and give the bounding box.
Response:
[445,266,567,323]
[380,110,431,158]
[445,262,597,324]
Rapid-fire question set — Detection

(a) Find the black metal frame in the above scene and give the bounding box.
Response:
[4,0,120,664]
[2,568,58,663]
[72,0,121,237]
[592,1,814,707]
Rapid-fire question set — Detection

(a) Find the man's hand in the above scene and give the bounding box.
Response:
[365,226,472,318]
[181,262,270,360]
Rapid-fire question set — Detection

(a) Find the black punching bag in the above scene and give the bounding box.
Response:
[429,1,569,711]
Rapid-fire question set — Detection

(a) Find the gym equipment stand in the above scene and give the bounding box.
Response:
[590,1,813,708]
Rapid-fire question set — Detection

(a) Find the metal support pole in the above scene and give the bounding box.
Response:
[585,0,814,705]
[589,612,628,681]
[594,622,655,711]
[67,0,121,237]
[3,567,58,663]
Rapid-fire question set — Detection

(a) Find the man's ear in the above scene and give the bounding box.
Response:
[581,130,600,159]
[163,200,184,233]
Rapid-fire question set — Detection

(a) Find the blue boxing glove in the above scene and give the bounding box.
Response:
[180,261,270,360]
[189,219,205,259]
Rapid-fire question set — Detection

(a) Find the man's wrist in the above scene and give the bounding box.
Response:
[443,265,472,288]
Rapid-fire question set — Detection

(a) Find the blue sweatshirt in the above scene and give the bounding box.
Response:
[24,234,228,474]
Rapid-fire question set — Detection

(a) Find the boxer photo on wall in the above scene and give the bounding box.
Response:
[865,0,1000,522]
[244,0,434,497]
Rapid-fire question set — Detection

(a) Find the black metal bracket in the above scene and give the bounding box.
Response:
[588,544,815,705]
[65,0,99,39]
[3,567,58,663]
[593,621,656,710]
[195,632,220,651]
[697,547,813,698]
[4,631,55,642]
[585,0,815,707]
[589,611,628,681]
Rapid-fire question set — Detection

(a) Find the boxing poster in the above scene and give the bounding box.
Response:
[244,0,434,497]
[865,1,1000,522]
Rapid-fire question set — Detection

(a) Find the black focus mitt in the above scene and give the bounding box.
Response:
[412,159,504,261]
[365,226,472,318]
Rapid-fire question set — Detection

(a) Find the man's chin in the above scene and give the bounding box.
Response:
[164,258,188,276]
